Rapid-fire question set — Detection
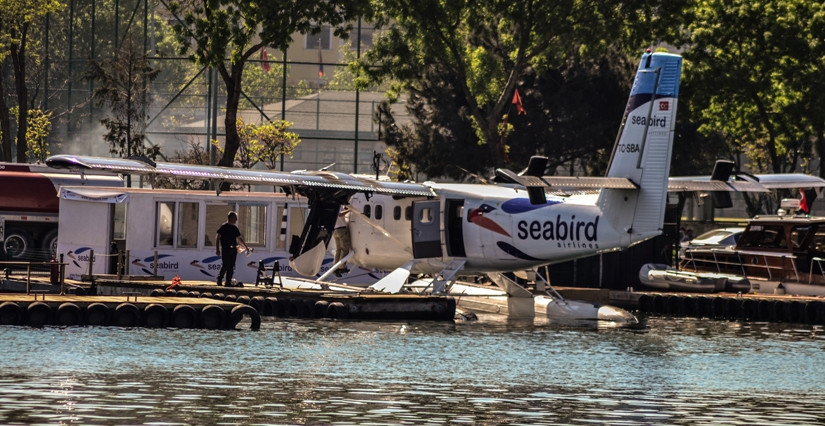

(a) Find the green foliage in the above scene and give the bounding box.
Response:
[234,118,301,169]
[358,0,685,175]
[0,0,63,62]
[24,108,52,162]
[682,0,825,175]
[0,0,63,162]
[166,0,367,169]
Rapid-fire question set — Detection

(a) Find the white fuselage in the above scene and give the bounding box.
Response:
[346,183,628,275]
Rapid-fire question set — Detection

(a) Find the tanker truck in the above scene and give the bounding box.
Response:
[0,162,123,261]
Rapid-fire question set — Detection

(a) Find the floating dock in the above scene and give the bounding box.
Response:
[0,270,457,328]
[0,293,260,329]
[91,277,456,322]
[551,287,825,325]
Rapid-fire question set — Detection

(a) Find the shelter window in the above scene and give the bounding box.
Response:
[237,204,267,247]
[156,201,200,248]
[177,202,199,248]
[156,202,175,247]
[205,202,236,247]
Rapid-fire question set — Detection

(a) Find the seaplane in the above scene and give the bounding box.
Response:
[46,50,686,325]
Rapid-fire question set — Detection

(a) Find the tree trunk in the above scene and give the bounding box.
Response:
[11,24,29,163]
[217,63,243,168]
[0,60,13,162]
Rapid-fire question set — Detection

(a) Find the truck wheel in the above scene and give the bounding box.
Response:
[4,228,34,260]
[42,228,59,259]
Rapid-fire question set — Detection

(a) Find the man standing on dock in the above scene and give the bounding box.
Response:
[216,211,249,287]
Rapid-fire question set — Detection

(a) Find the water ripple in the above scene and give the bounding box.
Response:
[1,316,825,423]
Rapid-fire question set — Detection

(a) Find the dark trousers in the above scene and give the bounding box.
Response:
[217,248,237,285]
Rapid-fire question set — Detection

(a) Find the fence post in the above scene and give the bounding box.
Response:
[88,249,95,279]
[59,254,66,295]
[117,250,123,280]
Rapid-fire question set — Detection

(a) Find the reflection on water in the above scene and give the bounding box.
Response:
[1,315,825,424]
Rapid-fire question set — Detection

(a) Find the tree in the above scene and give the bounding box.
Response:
[84,37,161,159]
[167,0,367,170]
[358,0,684,174]
[681,0,825,176]
[218,118,300,170]
[0,0,63,162]
[677,0,825,215]
[24,108,52,162]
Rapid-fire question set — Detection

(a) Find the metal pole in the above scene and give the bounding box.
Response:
[44,15,49,111]
[353,18,362,173]
[67,0,74,113]
[89,0,95,124]
[280,49,287,171]
[206,66,213,161]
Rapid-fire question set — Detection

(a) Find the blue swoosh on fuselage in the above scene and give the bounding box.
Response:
[500,198,562,214]
[497,241,543,261]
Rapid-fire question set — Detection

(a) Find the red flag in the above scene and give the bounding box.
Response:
[260,47,270,72]
[512,89,526,115]
[801,188,810,213]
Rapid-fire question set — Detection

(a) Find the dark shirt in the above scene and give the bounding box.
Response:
[217,222,241,250]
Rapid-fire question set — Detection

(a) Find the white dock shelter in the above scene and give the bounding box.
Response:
[56,186,332,284]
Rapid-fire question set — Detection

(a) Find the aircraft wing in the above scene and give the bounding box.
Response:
[45,154,435,197]
[668,174,825,192]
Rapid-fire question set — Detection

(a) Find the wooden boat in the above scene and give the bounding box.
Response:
[675,214,825,296]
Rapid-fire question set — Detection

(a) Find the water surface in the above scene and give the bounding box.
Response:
[1,315,824,424]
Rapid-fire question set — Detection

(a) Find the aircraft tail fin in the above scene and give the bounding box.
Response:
[598,51,682,244]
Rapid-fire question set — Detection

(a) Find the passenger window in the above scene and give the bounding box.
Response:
[405,206,412,221]
[791,225,812,249]
[808,231,825,253]
[394,206,401,220]
[419,208,433,224]
[363,204,371,218]
[375,205,383,220]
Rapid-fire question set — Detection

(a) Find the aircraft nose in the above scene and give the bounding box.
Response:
[597,305,639,324]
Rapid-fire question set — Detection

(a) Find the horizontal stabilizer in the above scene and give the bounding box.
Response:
[669,174,825,192]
